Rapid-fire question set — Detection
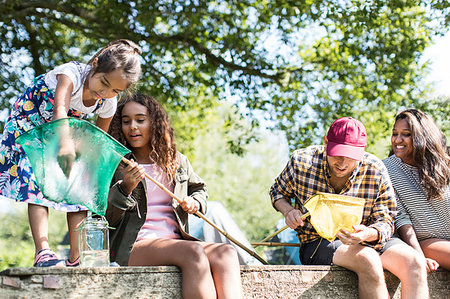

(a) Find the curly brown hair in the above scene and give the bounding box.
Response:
[389,109,450,200]
[108,93,178,180]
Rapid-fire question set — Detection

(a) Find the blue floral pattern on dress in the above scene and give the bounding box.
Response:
[0,75,104,211]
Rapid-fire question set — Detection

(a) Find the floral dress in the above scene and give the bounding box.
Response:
[0,70,104,212]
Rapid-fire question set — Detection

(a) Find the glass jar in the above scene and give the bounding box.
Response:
[78,216,110,267]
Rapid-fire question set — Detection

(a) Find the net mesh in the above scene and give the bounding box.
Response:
[304,193,365,241]
[16,118,130,215]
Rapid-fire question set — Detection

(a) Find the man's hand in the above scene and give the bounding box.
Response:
[284,209,305,229]
[336,224,378,245]
[274,198,305,230]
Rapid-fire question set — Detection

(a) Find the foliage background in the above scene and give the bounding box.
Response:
[0,0,449,269]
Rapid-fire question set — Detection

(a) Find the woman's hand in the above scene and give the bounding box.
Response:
[425,257,439,273]
[120,160,145,195]
[180,196,200,214]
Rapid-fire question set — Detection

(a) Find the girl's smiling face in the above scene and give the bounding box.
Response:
[84,58,130,102]
[86,69,129,101]
[391,118,415,165]
[121,101,151,151]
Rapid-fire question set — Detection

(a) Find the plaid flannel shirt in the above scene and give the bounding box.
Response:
[270,145,397,251]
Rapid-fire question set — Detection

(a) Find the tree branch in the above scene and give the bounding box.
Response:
[1,0,295,83]
[21,21,45,75]
[1,0,98,22]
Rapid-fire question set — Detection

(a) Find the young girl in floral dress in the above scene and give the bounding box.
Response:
[0,39,142,267]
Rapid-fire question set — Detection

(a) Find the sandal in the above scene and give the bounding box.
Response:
[66,256,80,267]
[33,248,65,267]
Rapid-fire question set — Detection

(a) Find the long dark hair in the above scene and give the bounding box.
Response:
[87,39,142,88]
[109,93,178,180]
[390,109,450,200]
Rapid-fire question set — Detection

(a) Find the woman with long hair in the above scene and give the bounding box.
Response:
[106,93,242,299]
[383,108,450,272]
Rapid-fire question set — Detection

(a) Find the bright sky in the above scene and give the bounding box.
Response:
[421,31,450,97]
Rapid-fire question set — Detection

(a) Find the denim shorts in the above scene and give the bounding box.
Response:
[299,236,405,265]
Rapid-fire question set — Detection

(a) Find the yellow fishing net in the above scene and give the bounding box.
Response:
[304,193,365,241]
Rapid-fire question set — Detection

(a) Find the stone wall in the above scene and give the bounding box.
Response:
[1,265,449,298]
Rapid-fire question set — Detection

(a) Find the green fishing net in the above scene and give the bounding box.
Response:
[16,118,130,215]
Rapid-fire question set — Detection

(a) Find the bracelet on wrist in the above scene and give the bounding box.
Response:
[117,183,132,198]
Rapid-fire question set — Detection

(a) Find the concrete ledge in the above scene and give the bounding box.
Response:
[1,265,449,298]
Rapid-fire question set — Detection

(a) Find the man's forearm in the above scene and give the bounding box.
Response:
[364,227,380,243]
[274,198,295,217]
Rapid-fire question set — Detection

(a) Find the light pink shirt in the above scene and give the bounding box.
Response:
[136,164,181,241]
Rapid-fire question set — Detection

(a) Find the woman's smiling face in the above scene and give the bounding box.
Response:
[391,118,415,165]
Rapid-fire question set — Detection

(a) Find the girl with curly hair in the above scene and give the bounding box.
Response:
[106,93,242,299]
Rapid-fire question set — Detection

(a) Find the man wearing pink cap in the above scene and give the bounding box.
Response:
[270,117,428,299]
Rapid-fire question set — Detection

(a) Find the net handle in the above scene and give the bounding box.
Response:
[121,157,268,265]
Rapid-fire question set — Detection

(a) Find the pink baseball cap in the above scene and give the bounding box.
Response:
[326,117,367,161]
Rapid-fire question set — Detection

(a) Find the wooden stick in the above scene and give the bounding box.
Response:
[251,242,301,247]
[121,157,268,265]
[253,212,310,248]
[258,226,289,244]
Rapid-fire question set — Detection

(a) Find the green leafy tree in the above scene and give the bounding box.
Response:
[1,1,448,148]
[187,102,289,245]
[0,207,34,270]
[1,1,449,267]
[417,95,450,137]
[0,204,67,270]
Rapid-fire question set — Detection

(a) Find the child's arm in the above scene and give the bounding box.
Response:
[53,74,75,176]
[53,74,74,120]
[106,161,145,225]
[119,160,145,195]
[96,116,113,132]
[179,154,208,215]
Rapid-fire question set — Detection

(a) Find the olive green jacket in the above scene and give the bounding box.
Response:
[106,152,207,266]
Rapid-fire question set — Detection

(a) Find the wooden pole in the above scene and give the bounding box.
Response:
[121,157,268,265]
[257,226,289,244]
[251,242,301,247]
[253,212,310,248]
